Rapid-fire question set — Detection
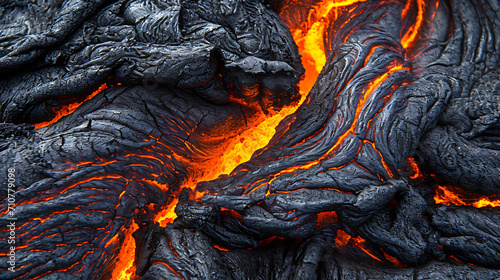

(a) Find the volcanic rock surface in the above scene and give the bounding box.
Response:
[0,0,499,279]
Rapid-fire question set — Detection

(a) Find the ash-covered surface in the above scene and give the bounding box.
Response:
[0,0,499,279]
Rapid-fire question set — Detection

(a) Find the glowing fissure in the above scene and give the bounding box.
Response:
[401,0,426,49]
[434,185,500,208]
[407,158,422,179]
[151,0,430,269]
[406,158,500,208]
[27,0,494,277]
[110,220,139,280]
[34,83,113,129]
[335,229,383,262]
[153,261,185,279]
[317,212,384,262]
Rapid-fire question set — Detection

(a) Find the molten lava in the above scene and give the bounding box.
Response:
[34,82,114,129]
[110,221,139,280]
[92,0,488,278]
[289,0,367,94]
[401,0,426,49]
[434,185,500,208]
[407,158,500,208]
[155,197,179,227]
[407,158,423,179]
[335,229,383,262]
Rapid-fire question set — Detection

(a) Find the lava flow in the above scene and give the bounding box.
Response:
[407,158,500,208]
[152,0,431,271]
[110,0,488,277]
[33,81,118,129]
[434,185,500,208]
[151,0,346,229]
[288,0,368,86]
[110,221,139,280]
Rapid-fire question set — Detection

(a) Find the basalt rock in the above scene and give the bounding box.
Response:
[0,0,499,279]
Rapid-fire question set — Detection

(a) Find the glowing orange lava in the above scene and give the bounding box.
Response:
[407,157,423,179]
[155,197,179,227]
[335,230,382,262]
[407,159,500,208]
[110,220,139,280]
[401,0,426,49]
[290,0,366,89]
[316,211,338,227]
[407,157,500,208]
[34,83,111,129]
[114,0,446,277]
[382,249,406,267]
[434,185,500,208]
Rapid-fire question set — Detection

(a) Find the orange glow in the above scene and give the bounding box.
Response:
[259,236,286,247]
[30,175,126,204]
[220,207,243,220]
[208,102,305,178]
[404,159,500,211]
[262,64,407,183]
[155,197,179,227]
[57,160,119,172]
[434,185,500,208]
[401,0,426,49]
[316,211,338,228]
[382,249,406,267]
[152,261,184,279]
[141,179,169,192]
[335,230,382,262]
[34,83,110,129]
[401,0,412,19]
[151,0,355,227]
[111,220,139,280]
[213,244,230,251]
[407,158,422,179]
[364,140,394,179]
[289,0,366,92]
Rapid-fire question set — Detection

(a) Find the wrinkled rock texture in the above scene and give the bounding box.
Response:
[0,0,499,279]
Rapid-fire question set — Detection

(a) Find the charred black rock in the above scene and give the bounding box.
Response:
[1,0,499,279]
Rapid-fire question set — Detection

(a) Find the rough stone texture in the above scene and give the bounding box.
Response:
[0,0,499,279]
